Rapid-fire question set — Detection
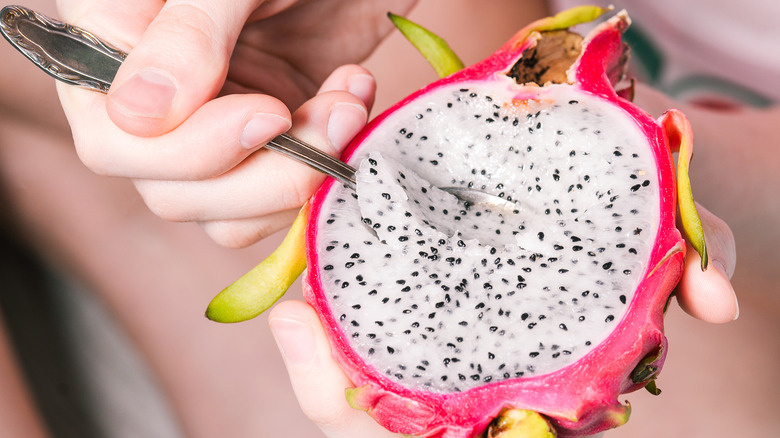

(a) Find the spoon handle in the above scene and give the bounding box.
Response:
[1,5,125,92]
[267,135,356,188]
[1,4,357,188]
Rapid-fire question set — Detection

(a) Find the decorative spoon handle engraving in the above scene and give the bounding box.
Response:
[1,4,126,92]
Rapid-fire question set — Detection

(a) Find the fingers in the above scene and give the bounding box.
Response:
[319,65,378,114]
[269,300,399,438]
[62,91,292,180]
[132,88,368,222]
[56,0,297,181]
[675,203,738,323]
[103,0,266,136]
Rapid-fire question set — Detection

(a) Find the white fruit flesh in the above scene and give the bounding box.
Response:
[315,81,660,393]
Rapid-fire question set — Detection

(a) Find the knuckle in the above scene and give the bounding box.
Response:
[283,175,321,210]
[133,181,190,222]
[73,139,113,176]
[202,221,266,249]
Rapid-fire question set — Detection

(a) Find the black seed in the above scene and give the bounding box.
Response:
[559,323,568,331]
[324,265,334,270]
[606,315,615,323]
[602,262,613,270]
[387,346,395,354]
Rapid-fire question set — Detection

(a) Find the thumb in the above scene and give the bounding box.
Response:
[269,300,399,438]
[106,0,263,136]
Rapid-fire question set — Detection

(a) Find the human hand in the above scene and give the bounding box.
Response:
[54,0,416,247]
[268,206,737,437]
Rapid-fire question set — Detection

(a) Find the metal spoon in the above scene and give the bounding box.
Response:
[1,4,511,208]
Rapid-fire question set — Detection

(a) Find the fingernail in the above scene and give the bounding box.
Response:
[714,260,740,320]
[240,113,292,149]
[110,69,177,118]
[270,317,315,365]
[327,102,367,152]
[347,74,375,107]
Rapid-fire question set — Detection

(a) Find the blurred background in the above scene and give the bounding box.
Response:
[1,0,778,437]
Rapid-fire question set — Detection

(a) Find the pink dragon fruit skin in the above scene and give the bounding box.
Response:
[303,12,686,438]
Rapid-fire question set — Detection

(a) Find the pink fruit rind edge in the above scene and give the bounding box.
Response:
[303,12,686,438]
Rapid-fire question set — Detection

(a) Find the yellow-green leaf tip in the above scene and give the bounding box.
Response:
[388,12,464,78]
[532,5,610,33]
[205,204,310,323]
[661,110,708,271]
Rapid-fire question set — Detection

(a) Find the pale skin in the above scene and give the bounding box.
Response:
[2,0,774,437]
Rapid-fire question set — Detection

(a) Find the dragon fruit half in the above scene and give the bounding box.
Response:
[302,9,706,438]
[207,6,707,438]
